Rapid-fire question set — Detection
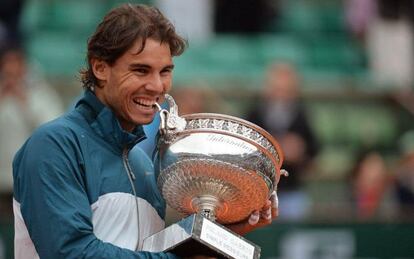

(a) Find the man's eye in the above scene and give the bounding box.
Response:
[134,68,148,74]
[161,69,172,75]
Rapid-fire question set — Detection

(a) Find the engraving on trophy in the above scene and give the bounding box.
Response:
[200,218,255,259]
[184,117,281,165]
[158,158,269,223]
[206,134,257,154]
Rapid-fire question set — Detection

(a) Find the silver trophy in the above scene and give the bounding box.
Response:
[142,95,286,259]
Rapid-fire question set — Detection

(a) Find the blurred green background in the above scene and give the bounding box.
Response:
[1,0,414,258]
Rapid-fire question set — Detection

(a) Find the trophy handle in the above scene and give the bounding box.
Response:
[158,94,186,136]
[280,169,289,177]
[165,94,179,118]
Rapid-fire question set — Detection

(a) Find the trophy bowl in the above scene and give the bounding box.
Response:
[155,112,284,225]
[143,95,286,258]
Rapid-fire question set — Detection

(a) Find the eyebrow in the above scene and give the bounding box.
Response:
[129,63,175,70]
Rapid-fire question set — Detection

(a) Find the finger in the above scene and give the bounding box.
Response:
[260,200,271,211]
[270,191,279,218]
[270,191,278,207]
[260,207,272,220]
[272,207,279,218]
[248,211,260,225]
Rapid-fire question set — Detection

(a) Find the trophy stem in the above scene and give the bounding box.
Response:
[191,195,222,222]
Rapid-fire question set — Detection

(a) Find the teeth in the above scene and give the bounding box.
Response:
[134,98,155,107]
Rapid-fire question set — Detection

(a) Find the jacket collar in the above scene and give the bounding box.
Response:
[75,90,146,149]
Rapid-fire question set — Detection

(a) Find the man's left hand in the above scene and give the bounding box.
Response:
[225,191,278,236]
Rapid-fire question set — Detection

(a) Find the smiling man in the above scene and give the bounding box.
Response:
[12,4,276,259]
[92,38,174,130]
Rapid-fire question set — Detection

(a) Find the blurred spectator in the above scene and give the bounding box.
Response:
[349,150,391,220]
[172,85,220,115]
[214,0,279,34]
[345,0,377,41]
[0,45,64,194]
[394,130,414,220]
[246,62,318,220]
[0,0,25,48]
[155,0,213,43]
[345,0,414,87]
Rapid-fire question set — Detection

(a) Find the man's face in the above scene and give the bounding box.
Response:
[94,38,174,132]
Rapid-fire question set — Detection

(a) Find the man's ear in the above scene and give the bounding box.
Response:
[91,58,109,86]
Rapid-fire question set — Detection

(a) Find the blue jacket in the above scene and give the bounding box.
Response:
[13,90,177,258]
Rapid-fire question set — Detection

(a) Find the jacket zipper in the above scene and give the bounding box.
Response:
[122,147,141,251]
[122,148,136,181]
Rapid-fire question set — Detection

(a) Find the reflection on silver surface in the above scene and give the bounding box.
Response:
[155,96,284,224]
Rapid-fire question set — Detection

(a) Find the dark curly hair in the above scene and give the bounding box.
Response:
[80,4,187,89]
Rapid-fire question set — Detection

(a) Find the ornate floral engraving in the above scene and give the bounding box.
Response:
[185,118,280,164]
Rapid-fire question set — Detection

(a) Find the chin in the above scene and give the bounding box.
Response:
[135,116,155,126]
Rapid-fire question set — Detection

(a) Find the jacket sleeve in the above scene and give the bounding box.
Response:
[13,127,179,259]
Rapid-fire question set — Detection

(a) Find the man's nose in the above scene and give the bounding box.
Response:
[146,74,164,93]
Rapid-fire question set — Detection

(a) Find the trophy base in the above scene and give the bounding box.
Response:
[142,214,260,259]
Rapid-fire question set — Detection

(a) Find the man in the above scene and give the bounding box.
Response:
[246,62,317,220]
[13,4,277,259]
[0,45,63,195]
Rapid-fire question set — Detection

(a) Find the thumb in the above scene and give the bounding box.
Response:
[248,211,260,225]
